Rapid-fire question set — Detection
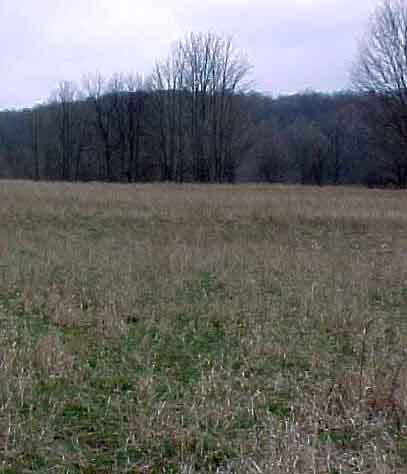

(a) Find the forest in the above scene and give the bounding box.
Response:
[0,31,406,188]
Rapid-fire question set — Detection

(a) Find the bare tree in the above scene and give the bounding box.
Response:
[48,81,93,181]
[50,81,77,180]
[183,32,252,181]
[108,74,127,180]
[150,46,188,181]
[84,74,115,181]
[124,74,146,182]
[107,73,147,181]
[353,0,407,187]
[151,32,252,182]
[31,106,41,180]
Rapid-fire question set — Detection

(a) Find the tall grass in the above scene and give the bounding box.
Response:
[0,181,406,473]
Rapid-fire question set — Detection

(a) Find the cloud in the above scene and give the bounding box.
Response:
[173,0,378,94]
[0,0,378,109]
[0,0,181,108]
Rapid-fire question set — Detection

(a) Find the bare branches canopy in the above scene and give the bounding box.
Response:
[150,32,253,182]
[353,0,407,187]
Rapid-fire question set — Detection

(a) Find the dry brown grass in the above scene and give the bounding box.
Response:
[0,181,406,473]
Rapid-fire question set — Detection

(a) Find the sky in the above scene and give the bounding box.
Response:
[0,0,379,110]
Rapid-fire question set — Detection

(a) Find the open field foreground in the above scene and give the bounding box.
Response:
[0,182,407,474]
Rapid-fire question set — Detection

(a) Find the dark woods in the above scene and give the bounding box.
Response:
[0,31,406,187]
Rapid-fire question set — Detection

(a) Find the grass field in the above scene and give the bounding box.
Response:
[0,181,406,473]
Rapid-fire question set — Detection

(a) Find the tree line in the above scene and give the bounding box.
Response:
[0,33,255,184]
[1,3,407,188]
[0,86,390,187]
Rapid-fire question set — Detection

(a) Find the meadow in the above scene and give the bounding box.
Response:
[0,181,406,473]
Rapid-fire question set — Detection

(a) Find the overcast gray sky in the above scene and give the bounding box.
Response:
[0,0,378,110]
